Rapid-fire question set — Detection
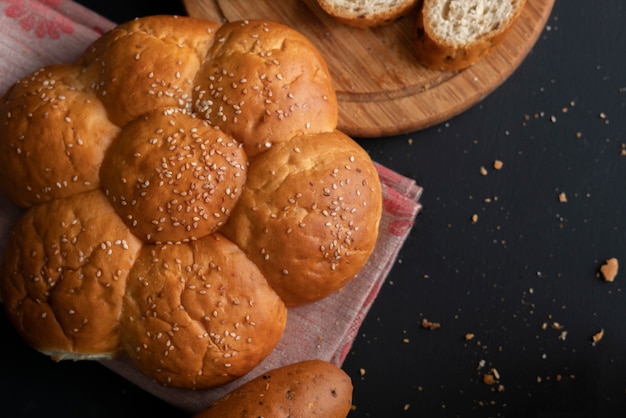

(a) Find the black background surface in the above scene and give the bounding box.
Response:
[3,1,626,417]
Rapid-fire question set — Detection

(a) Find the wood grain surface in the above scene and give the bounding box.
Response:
[185,0,554,138]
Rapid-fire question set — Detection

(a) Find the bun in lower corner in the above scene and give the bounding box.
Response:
[414,0,527,71]
[193,360,353,418]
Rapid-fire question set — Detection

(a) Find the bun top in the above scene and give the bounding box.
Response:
[0,16,380,389]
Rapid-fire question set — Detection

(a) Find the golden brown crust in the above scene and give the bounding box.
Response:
[120,233,287,389]
[77,15,221,126]
[0,190,143,359]
[222,130,382,307]
[414,0,527,71]
[316,0,418,29]
[100,110,247,244]
[194,359,353,418]
[0,65,120,208]
[194,20,338,159]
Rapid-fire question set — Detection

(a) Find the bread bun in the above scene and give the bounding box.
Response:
[194,19,338,158]
[121,233,287,389]
[194,360,353,418]
[414,0,527,71]
[0,65,120,208]
[222,130,382,307]
[76,15,221,127]
[0,190,143,360]
[316,0,418,28]
[100,111,247,244]
[0,16,382,389]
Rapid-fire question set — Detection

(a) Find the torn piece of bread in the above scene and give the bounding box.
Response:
[414,0,527,71]
[316,0,418,28]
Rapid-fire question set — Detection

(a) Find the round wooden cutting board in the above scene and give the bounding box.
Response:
[184,0,555,138]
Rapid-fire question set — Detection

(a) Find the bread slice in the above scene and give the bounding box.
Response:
[414,0,527,71]
[316,0,418,28]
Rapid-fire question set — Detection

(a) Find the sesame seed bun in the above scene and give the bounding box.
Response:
[194,20,338,159]
[100,110,247,244]
[120,233,287,389]
[0,190,143,360]
[0,64,120,208]
[222,130,383,307]
[77,15,221,126]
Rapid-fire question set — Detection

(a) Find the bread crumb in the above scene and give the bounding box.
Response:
[558,192,567,203]
[480,166,488,176]
[591,329,604,344]
[359,368,366,377]
[493,160,503,170]
[465,333,475,341]
[600,258,619,282]
[471,214,478,224]
[483,374,496,385]
[421,318,441,330]
[482,369,500,386]
[403,404,410,411]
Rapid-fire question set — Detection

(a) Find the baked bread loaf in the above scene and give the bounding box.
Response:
[0,16,382,389]
[414,0,527,71]
[194,360,353,418]
[316,0,418,28]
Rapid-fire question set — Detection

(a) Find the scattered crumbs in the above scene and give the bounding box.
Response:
[480,166,488,176]
[421,318,441,330]
[558,192,568,203]
[551,322,565,330]
[558,330,568,341]
[465,333,475,341]
[600,258,619,282]
[591,329,605,345]
[493,160,503,170]
[359,368,366,377]
[471,214,478,224]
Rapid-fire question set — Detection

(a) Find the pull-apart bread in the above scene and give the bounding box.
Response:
[0,16,383,389]
[414,0,527,71]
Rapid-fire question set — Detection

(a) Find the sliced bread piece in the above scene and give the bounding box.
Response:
[414,0,527,71]
[316,0,418,28]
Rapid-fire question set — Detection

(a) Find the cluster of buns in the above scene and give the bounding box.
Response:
[316,0,527,71]
[0,16,383,390]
